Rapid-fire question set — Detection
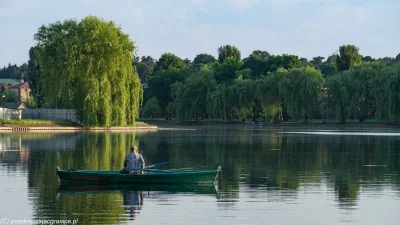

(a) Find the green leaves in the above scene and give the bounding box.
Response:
[214,57,244,84]
[142,97,162,118]
[193,54,217,68]
[33,16,142,126]
[243,50,270,78]
[337,45,362,72]
[154,53,185,72]
[218,45,241,63]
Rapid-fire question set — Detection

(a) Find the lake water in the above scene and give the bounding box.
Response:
[0,127,399,225]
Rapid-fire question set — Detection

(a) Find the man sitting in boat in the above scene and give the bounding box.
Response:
[120,145,145,174]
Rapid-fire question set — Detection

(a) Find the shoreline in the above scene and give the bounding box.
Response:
[0,125,158,132]
[143,120,400,129]
[1,121,400,132]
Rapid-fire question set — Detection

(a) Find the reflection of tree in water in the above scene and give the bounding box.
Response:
[24,132,141,225]
[122,191,144,221]
[1,129,400,219]
[154,129,400,208]
[334,182,360,209]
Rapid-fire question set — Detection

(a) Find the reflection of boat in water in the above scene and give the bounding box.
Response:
[57,184,219,221]
[56,166,221,185]
[57,183,219,197]
[122,190,143,221]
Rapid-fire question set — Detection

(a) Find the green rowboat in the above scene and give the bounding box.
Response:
[56,166,221,185]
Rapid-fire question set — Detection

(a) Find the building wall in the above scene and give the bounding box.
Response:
[22,109,78,123]
[18,88,30,102]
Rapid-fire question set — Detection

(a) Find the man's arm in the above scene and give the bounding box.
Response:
[124,156,127,168]
[139,155,145,168]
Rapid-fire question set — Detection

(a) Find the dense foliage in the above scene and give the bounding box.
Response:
[30,16,142,126]
[136,44,400,124]
[2,17,400,125]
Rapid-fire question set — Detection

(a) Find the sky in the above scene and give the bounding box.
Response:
[0,0,399,67]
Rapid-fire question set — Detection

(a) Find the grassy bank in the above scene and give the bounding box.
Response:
[0,119,78,126]
[0,119,151,128]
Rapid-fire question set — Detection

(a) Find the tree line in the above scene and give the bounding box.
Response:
[139,44,400,124]
[2,16,400,125]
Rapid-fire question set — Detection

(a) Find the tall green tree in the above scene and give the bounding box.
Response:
[372,63,400,123]
[218,45,241,63]
[348,62,382,122]
[142,96,162,118]
[147,68,189,113]
[255,69,288,122]
[206,84,237,121]
[268,54,301,72]
[214,57,244,84]
[134,56,156,82]
[243,50,270,77]
[27,46,44,107]
[154,53,185,72]
[310,56,325,69]
[34,16,142,126]
[193,54,217,67]
[234,79,256,121]
[326,72,360,124]
[336,45,362,72]
[171,71,216,121]
[286,66,324,122]
[321,54,338,77]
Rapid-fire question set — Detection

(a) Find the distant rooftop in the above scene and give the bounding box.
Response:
[0,79,19,86]
[9,81,29,89]
[3,102,27,109]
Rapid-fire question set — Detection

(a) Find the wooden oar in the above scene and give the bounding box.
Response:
[127,162,170,174]
[144,162,169,169]
[169,167,193,170]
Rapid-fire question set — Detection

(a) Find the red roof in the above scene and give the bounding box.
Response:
[9,81,29,89]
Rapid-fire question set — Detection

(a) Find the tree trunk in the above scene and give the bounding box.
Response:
[281,102,288,122]
[340,104,346,124]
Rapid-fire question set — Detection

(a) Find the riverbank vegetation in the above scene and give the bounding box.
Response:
[0,119,76,126]
[139,45,400,124]
[1,17,400,126]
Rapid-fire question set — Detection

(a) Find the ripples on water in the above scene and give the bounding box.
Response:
[0,128,399,225]
[283,131,400,136]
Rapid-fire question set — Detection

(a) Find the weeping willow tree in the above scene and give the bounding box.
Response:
[372,63,400,123]
[346,63,381,122]
[170,71,216,121]
[286,66,324,123]
[336,45,362,72]
[33,16,142,126]
[255,76,282,122]
[326,71,361,124]
[255,67,324,123]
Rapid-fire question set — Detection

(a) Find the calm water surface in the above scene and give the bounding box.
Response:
[0,127,399,225]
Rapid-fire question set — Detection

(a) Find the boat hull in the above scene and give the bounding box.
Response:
[57,183,218,195]
[56,166,221,185]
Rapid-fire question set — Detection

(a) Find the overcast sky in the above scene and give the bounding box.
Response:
[0,0,399,67]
